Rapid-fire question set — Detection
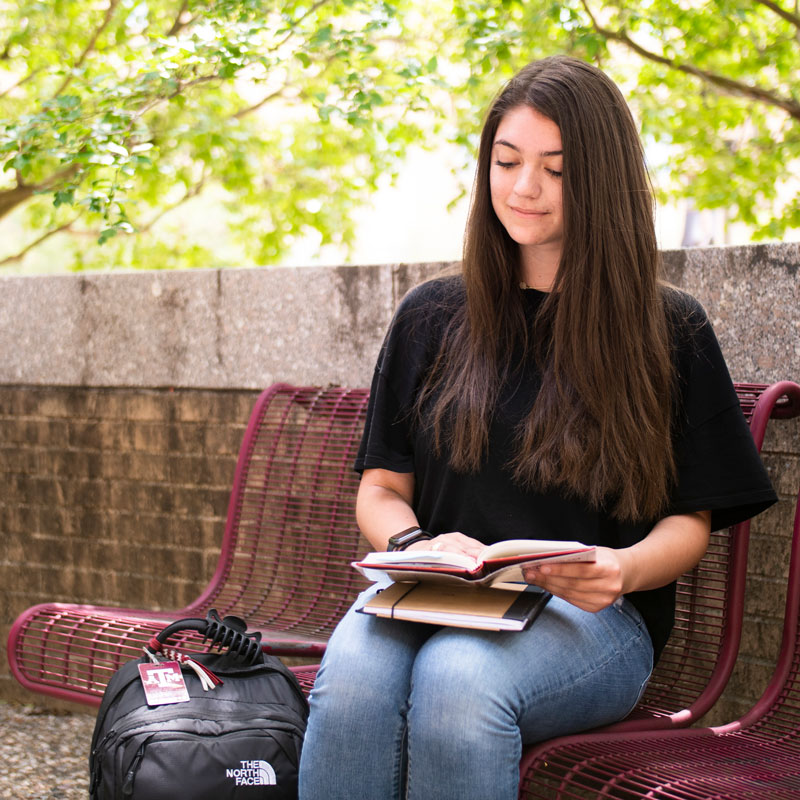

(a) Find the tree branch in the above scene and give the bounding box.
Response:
[580,0,800,121]
[0,163,81,222]
[166,0,193,37]
[54,0,122,95]
[0,67,44,100]
[134,1,337,123]
[232,87,286,119]
[134,69,240,120]
[1,16,29,60]
[0,218,78,267]
[753,0,800,29]
[0,172,205,264]
[0,184,35,220]
[137,174,208,233]
[274,0,332,48]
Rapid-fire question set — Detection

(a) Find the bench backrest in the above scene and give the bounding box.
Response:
[187,384,372,643]
[10,381,798,710]
[612,381,800,727]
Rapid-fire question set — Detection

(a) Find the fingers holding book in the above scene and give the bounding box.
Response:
[405,531,485,559]
[522,546,626,613]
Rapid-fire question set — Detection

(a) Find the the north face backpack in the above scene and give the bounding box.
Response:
[89,610,308,800]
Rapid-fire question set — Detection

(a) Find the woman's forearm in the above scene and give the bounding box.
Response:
[355,468,418,551]
[617,510,712,594]
[355,468,486,557]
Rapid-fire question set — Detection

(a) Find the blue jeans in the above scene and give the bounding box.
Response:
[298,587,653,800]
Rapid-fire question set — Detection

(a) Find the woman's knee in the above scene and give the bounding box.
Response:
[310,602,433,716]
[408,631,520,736]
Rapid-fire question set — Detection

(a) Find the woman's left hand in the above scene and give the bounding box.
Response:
[522,511,711,613]
[522,547,630,613]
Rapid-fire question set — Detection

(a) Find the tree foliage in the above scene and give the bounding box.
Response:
[443,0,800,240]
[0,0,443,268]
[0,0,797,271]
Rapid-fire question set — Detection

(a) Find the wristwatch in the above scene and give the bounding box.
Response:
[386,526,433,552]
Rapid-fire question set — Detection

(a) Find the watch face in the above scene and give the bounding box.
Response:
[388,527,427,550]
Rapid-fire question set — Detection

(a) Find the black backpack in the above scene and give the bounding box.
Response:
[89,611,308,800]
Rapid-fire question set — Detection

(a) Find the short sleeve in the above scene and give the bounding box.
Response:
[354,278,455,474]
[354,370,415,474]
[667,295,777,531]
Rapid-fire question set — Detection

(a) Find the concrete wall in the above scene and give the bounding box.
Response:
[2,245,798,389]
[0,242,798,722]
[0,262,439,390]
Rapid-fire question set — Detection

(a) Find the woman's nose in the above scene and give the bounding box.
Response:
[514,167,541,199]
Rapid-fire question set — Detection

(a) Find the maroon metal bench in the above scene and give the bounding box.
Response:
[6,380,799,730]
[517,436,800,800]
[292,381,800,735]
[7,384,372,706]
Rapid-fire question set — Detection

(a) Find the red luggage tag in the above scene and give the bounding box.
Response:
[139,661,191,706]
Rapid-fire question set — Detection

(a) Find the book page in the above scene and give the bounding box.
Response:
[352,540,596,586]
[479,538,593,561]
[357,549,479,571]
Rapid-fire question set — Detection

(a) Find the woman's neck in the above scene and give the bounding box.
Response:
[519,246,560,291]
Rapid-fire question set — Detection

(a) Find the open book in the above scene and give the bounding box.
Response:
[353,538,596,589]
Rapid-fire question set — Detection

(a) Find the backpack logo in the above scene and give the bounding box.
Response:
[226,760,277,786]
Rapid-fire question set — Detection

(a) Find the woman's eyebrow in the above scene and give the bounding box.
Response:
[494,138,521,152]
[493,139,563,157]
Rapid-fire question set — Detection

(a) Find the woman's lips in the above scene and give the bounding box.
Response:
[511,206,547,217]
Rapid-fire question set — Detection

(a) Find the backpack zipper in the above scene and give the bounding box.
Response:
[121,735,154,797]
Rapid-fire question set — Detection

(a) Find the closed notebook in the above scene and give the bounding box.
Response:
[357,581,552,632]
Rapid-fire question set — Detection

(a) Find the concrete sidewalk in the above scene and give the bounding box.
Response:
[0,701,93,799]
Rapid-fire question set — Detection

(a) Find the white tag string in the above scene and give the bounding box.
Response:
[161,647,222,691]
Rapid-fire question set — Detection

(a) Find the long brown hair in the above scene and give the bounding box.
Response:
[417,56,676,522]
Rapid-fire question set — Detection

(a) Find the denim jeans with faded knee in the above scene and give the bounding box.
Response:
[298,587,653,800]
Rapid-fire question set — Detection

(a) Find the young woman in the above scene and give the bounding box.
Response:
[298,55,776,800]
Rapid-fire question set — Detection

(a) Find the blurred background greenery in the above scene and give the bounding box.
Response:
[1,0,797,273]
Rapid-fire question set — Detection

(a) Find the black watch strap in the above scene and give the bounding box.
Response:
[387,526,432,551]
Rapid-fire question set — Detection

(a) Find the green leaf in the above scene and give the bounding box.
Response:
[97,227,117,245]
[53,189,75,207]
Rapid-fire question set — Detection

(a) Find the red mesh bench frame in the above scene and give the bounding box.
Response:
[7,381,799,718]
[517,419,800,800]
[591,380,800,734]
[288,383,800,733]
[7,384,372,706]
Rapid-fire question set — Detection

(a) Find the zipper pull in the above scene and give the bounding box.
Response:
[89,729,116,794]
[122,741,148,796]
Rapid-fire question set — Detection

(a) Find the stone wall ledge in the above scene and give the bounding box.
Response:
[0,242,797,390]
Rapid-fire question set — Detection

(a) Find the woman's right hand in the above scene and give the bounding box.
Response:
[405,532,484,558]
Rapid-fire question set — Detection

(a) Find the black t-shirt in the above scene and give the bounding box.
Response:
[355,276,777,658]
